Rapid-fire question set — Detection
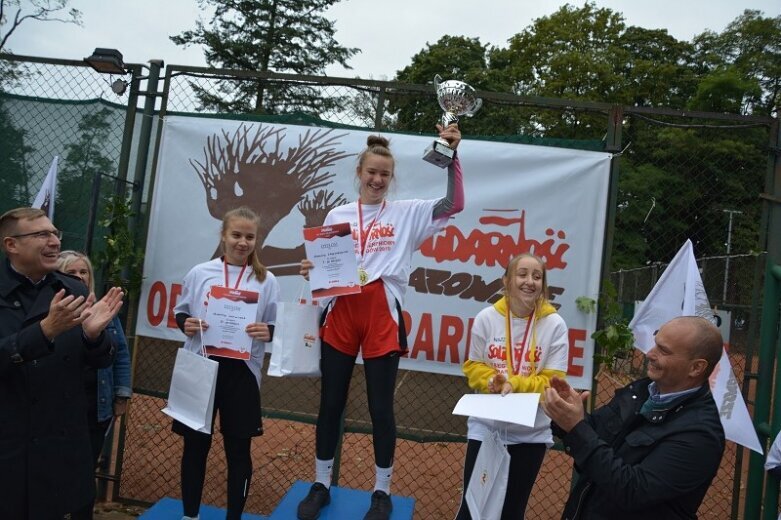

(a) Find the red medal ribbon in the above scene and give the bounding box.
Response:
[507,309,534,376]
[223,258,248,289]
[357,199,386,257]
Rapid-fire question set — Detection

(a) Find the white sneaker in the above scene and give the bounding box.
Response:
[182,516,199,520]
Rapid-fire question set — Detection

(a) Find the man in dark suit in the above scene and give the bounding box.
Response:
[542,316,725,520]
[0,207,123,519]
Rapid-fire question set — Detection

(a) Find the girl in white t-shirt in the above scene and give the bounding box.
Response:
[297,126,464,520]
[456,253,569,520]
[172,206,279,520]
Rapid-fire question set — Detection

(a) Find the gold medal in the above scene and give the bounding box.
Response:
[358,267,369,286]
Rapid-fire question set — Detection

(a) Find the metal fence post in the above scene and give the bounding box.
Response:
[745,119,781,519]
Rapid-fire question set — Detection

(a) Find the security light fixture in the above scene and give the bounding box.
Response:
[111,78,128,95]
[84,48,127,75]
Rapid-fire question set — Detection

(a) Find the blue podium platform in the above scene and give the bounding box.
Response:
[138,497,267,519]
[138,482,414,519]
[269,481,415,519]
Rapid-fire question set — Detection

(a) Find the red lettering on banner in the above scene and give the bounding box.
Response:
[411,313,435,360]
[146,281,183,329]
[436,315,463,362]
[464,317,474,359]
[419,210,569,269]
[568,328,586,377]
[147,281,167,326]
[167,283,183,328]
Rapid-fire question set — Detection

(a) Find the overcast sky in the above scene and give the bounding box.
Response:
[4,0,780,80]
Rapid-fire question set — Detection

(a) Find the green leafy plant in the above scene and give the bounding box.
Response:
[578,280,636,369]
[94,193,144,297]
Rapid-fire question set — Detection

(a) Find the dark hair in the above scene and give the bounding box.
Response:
[221,206,267,282]
[357,135,394,171]
[0,208,48,253]
[502,253,550,310]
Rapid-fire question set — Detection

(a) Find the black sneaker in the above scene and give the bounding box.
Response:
[297,482,331,520]
[363,490,393,520]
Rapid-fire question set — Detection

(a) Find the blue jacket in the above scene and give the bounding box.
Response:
[97,315,132,422]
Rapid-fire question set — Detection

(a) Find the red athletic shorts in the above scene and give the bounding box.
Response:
[321,280,403,359]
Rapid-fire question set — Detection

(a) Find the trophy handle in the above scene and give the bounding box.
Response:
[433,74,442,89]
[465,98,483,117]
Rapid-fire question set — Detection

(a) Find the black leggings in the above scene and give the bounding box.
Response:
[181,431,252,520]
[455,439,547,520]
[315,341,400,467]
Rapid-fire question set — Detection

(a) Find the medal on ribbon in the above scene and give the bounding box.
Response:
[356,199,386,287]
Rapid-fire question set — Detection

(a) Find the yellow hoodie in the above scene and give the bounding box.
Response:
[463,296,566,394]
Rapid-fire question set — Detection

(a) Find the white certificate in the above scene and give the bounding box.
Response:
[303,222,361,298]
[202,286,259,360]
[452,393,541,427]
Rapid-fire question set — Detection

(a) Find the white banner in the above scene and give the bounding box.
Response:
[136,116,611,389]
[629,240,762,453]
[32,155,58,220]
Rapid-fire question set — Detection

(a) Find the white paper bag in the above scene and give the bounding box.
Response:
[162,348,219,434]
[465,431,510,520]
[267,300,321,377]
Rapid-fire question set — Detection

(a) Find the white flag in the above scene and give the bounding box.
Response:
[629,239,762,453]
[32,156,58,221]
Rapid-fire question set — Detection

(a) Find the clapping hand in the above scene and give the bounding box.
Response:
[488,373,513,396]
[39,290,94,340]
[540,376,590,433]
[82,287,124,341]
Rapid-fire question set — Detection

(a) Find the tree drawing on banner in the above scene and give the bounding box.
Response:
[189,123,352,272]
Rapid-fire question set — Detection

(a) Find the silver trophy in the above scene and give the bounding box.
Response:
[422,74,483,168]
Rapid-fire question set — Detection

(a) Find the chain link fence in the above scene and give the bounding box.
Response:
[0,54,139,266]
[1,58,775,519]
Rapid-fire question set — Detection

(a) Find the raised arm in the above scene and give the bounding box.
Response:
[433,123,464,219]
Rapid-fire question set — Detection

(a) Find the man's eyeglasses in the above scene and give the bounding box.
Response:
[8,230,63,240]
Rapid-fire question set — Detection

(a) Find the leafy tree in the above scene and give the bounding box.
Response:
[0,0,82,52]
[171,0,359,115]
[614,26,696,109]
[57,107,117,248]
[691,10,781,116]
[391,36,493,134]
[389,3,777,270]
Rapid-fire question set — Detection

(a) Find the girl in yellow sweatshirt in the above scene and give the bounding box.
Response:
[456,253,569,520]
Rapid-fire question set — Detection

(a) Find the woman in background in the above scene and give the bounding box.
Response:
[57,250,132,520]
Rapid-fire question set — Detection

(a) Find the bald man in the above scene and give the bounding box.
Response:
[542,316,725,520]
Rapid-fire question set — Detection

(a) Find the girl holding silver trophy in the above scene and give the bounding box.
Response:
[297,123,464,520]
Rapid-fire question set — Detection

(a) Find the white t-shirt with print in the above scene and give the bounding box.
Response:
[323,199,445,307]
[467,306,569,446]
[174,258,280,387]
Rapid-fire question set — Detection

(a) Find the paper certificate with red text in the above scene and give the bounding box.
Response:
[202,286,259,360]
[304,223,361,298]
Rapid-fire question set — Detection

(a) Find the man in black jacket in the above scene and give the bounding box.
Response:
[0,207,124,519]
[542,316,725,520]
